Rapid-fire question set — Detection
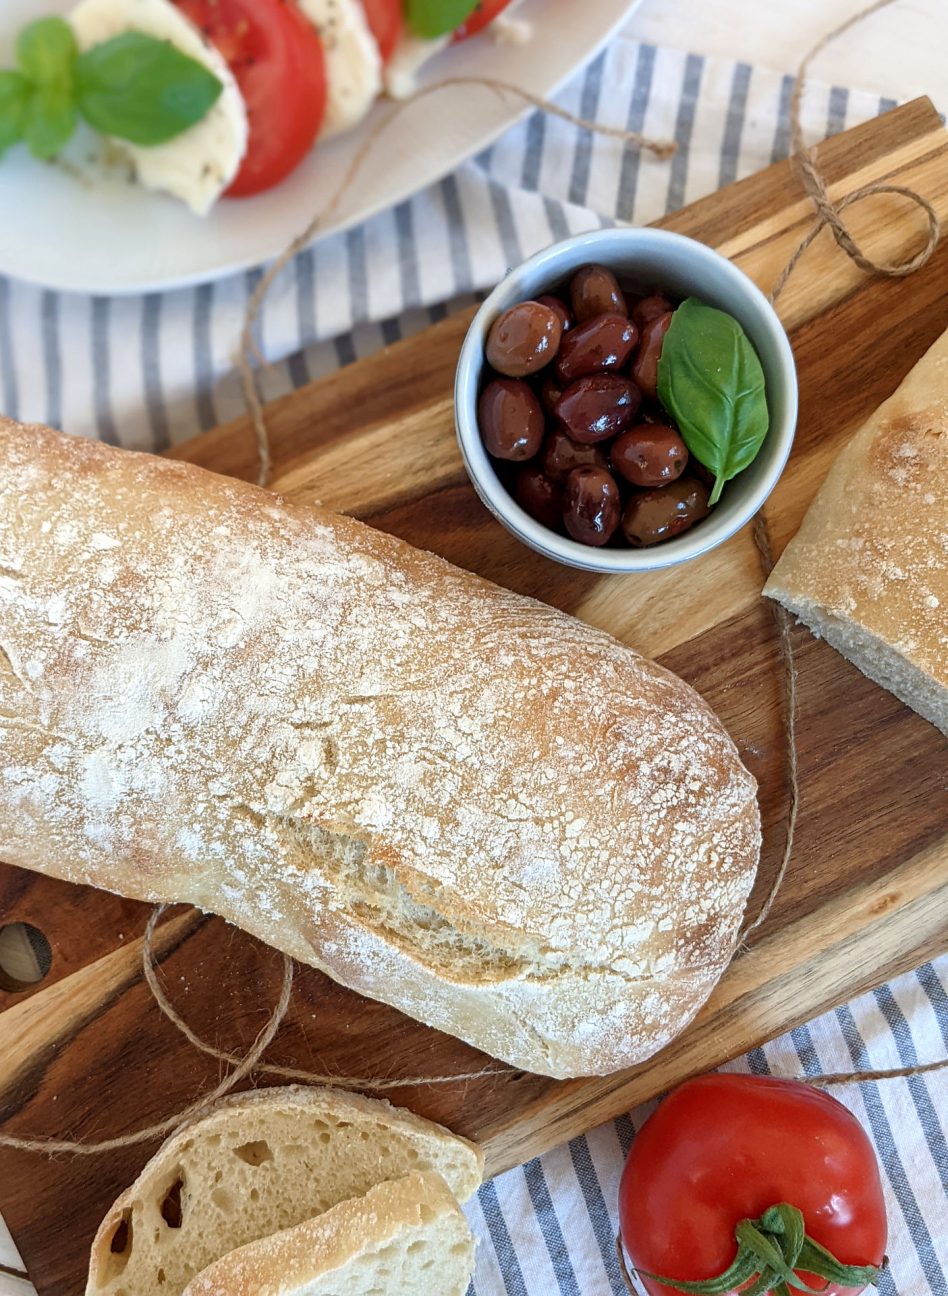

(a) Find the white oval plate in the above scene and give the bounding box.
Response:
[0,0,638,295]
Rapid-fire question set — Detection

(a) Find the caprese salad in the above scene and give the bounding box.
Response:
[0,0,522,214]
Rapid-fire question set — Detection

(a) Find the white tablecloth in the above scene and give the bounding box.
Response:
[1,14,945,1295]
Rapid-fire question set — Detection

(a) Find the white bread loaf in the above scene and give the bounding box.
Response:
[765,327,948,734]
[181,1172,476,1296]
[0,421,761,1077]
[86,1086,483,1296]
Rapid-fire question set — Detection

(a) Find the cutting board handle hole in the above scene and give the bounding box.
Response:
[0,922,52,992]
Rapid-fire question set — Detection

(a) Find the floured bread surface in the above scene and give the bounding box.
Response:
[765,327,948,733]
[86,1086,482,1296]
[0,421,760,1077]
[182,1172,475,1296]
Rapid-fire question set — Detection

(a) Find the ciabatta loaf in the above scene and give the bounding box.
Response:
[765,328,948,734]
[182,1172,476,1296]
[0,421,760,1077]
[86,1086,483,1296]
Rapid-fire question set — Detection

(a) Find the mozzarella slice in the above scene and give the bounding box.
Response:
[69,0,248,215]
[383,33,450,100]
[298,0,382,138]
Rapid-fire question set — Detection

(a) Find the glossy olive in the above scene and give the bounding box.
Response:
[563,466,622,546]
[610,422,688,487]
[632,294,675,330]
[478,379,545,461]
[555,374,641,444]
[515,465,564,531]
[630,310,673,399]
[486,301,562,377]
[556,314,638,384]
[569,264,627,322]
[541,428,608,482]
[621,476,711,546]
[536,294,573,333]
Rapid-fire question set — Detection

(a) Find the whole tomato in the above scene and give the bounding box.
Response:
[618,1075,887,1296]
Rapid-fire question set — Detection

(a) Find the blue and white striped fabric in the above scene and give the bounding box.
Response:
[470,956,948,1296]
[0,18,944,1296]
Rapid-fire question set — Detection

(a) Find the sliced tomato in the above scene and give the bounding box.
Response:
[175,0,327,198]
[361,0,404,63]
[452,0,514,40]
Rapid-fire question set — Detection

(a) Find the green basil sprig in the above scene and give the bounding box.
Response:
[407,0,480,39]
[657,297,770,506]
[0,16,223,161]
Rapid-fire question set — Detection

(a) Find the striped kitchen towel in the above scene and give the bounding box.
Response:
[469,955,948,1296]
[0,29,898,450]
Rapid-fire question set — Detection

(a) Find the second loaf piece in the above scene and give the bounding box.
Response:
[0,421,760,1077]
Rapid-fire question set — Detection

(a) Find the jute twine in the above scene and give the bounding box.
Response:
[1,0,944,1161]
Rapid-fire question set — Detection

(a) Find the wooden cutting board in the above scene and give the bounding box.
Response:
[2,98,947,1296]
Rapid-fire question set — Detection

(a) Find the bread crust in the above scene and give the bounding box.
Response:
[180,1172,474,1296]
[765,328,948,733]
[0,421,760,1077]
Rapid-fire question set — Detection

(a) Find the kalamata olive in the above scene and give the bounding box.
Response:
[541,428,608,482]
[610,422,689,487]
[563,466,622,546]
[536,294,573,333]
[621,476,711,546]
[515,465,563,531]
[478,379,545,461]
[632,294,675,330]
[555,374,641,444]
[486,301,562,377]
[556,314,639,384]
[540,372,565,415]
[630,310,673,399]
[623,291,642,317]
[569,264,627,322]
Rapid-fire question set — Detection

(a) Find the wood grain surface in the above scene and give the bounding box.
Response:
[1,98,946,1296]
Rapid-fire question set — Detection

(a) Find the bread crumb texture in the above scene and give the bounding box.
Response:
[0,422,760,1076]
[87,1087,481,1296]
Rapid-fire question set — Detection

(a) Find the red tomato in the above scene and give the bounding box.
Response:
[453,0,515,41]
[175,0,327,198]
[619,1075,887,1296]
[360,0,403,63]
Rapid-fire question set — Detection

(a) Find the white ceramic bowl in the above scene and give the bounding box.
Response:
[455,228,798,573]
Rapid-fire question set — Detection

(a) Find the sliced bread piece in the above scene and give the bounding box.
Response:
[86,1086,483,1296]
[182,1171,475,1296]
[764,325,948,733]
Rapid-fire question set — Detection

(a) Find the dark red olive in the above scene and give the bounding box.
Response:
[621,476,711,546]
[563,466,622,546]
[540,372,565,415]
[630,310,673,399]
[632,294,675,330]
[478,379,544,461]
[536,294,573,334]
[610,422,688,487]
[555,374,641,444]
[569,264,627,322]
[623,291,642,318]
[486,301,562,377]
[515,465,563,531]
[541,428,608,482]
[556,314,638,384]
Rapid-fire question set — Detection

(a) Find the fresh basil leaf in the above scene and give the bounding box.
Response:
[16,17,78,87]
[75,31,222,147]
[407,0,479,39]
[657,297,769,506]
[23,83,77,159]
[0,71,29,154]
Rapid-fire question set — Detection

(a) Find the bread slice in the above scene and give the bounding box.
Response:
[764,326,948,734]
[86,1086,483,1296]
[181,1172,475,1296]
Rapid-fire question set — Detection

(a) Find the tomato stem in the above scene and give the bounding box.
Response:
[621,1203,884,1296]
